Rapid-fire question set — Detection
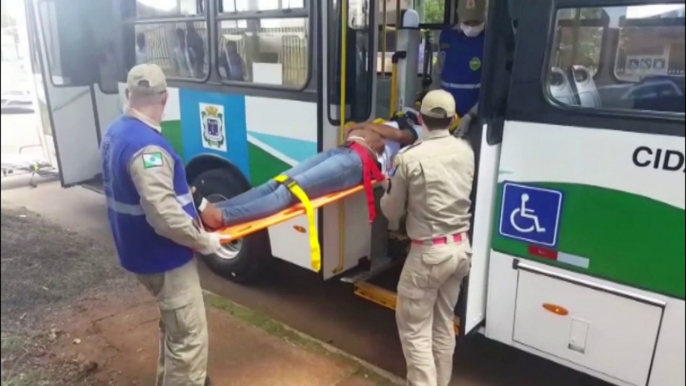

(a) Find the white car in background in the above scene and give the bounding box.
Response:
[1,87,33,114]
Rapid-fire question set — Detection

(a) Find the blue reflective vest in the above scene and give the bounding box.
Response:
[101,116,196,275]
[438,28,485,117]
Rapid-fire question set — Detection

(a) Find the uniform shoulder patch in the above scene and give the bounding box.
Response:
[142,152,164,169]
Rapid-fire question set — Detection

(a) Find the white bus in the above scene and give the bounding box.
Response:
[22,0,685,384]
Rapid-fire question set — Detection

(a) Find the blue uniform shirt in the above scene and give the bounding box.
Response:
[438,28,485,117]
[101,115,197,275]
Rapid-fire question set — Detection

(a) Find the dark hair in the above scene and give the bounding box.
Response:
[136,33,145,49]
[421,112,453,131]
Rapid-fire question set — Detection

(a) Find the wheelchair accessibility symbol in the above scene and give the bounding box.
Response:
[511,194,547,234]
[499,183,564,247]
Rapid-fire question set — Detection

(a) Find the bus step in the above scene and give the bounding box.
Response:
[353,280,461,335]
[355,280,398,310]
[340,256,397,284]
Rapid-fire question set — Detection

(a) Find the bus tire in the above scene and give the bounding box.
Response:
[192,168,271,284]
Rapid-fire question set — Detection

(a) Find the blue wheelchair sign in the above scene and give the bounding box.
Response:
[499,183,564,247]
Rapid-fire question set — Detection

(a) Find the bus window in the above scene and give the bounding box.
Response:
[551,8,605,77]
[132,21,209,80]
[220,0,305,12]
[328,0,375,123]
[37,0,104,87]
[136,0,204,18]
[546,4,685,115]
[217,0,310,88]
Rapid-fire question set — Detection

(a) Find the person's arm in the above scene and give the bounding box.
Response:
[380,155,408,223]
[129,145,219,253]
[430,30,445,91]
[466,102,479,118]
[455,102,479,137]
[350,123,417,145]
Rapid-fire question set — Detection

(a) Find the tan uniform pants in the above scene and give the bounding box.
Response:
[137,259,209,386]
[396,239,471,386]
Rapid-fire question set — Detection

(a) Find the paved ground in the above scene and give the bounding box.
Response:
[1,204,393,386]
[1,113,44,165]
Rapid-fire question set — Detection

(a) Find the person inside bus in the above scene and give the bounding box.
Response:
[219,40,246,81]
[186,22,206,78]
[193,111,425,229]
[173,28,192,77]
[136,33,148,64]
[431,0,486,136]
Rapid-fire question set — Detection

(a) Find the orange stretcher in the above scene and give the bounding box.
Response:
[213,142,383,273]
[214,184,367,244]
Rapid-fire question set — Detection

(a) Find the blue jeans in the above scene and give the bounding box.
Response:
[216,147,363,226]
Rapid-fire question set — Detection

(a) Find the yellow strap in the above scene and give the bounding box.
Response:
[274,175,321,272]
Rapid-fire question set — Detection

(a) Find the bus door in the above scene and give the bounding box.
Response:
[453,0,518,337]
[320,0,379,279]
[26,0,122,187]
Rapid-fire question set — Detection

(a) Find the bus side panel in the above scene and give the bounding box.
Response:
[487,252,684,386]
[244,96,320,270]
[649,300,685,386]
[487,120,685,385]
[492,122,685,299]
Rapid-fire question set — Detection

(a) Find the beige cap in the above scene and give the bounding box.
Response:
[420,90,456,119]
[458,0,486,24]
[127,64,167,96]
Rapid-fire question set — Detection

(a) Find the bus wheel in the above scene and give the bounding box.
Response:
[192,168,271,284]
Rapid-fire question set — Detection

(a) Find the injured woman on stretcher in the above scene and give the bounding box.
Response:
[194,112,423,230]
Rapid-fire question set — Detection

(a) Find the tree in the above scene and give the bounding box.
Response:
[423,0,444,24]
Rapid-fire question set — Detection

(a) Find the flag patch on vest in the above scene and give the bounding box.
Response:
[470,57,482,71]
[142,152,164,169]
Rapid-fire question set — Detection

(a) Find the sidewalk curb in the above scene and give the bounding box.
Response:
[203,290,405,386]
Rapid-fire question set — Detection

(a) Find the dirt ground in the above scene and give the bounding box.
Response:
[0,204,397,386]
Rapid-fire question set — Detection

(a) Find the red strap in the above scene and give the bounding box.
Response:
[349,143,384,223]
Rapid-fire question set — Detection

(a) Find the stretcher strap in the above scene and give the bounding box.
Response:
[348,143,385,224]
[274,175,321,272]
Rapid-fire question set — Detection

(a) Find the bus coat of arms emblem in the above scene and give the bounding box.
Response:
[200,103,227,151]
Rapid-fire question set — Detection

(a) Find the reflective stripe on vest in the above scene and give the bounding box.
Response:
[107,192,195,216]
[273,174,321,272]
[441,81,482,90]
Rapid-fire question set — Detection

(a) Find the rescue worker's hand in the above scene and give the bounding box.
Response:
[455,113,472,138]
[198,232,224,256]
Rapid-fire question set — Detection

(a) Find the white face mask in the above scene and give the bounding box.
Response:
[461,23,485,38]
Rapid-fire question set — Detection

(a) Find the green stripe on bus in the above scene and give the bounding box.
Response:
[248,143,291,186]
[492,183,685,299]
[161,120,185,162]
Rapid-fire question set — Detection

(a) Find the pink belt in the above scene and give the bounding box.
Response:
[412,233,466,246]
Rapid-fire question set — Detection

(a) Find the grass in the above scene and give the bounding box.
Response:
[1,335,25,356]
[1,372,48,386]
[204,293,400,386]
[1,335,49,386]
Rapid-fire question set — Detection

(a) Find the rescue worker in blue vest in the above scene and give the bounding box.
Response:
[101,64,221,386]
[432,0,486,136]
